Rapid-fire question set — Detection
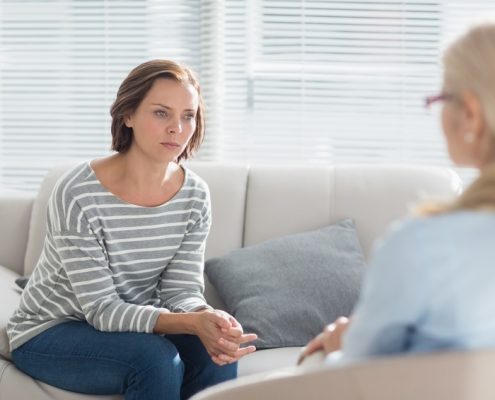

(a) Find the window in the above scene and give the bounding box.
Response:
[206,0,491,182]
[0,0,491,191]
[0,0,203,190]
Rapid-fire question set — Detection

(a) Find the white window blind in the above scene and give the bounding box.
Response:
[0,0,493,191]
[200,0,493,185]
[0,0,204,190]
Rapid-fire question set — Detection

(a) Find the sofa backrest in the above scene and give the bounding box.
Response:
[4,162,462,279]
[0,189,33,275]
[242,164,462,258]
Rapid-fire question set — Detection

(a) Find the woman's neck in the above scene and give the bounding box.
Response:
[91,152,184,207]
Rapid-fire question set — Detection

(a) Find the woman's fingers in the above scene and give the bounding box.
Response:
[212,312,232,330]
[218,337,239,353]
[217,354,237,364]
[237,333,258,344]
[222,330,258,344]
[217,332,257,354]
[321,317,350,354]
[233,345,256,359]
[223,325,243,338]
[211,355,227,366]
[215,333,258,357]
[302,333,323,357]
[227,314,241,329]
[213,345,257,365]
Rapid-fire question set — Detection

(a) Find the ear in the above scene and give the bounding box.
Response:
[124,114,133,128]
[461,92,486,141]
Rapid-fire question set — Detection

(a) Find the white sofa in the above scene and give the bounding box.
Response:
[0,162,463,400]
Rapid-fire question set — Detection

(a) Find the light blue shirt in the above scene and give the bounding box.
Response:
[337,211,495,362]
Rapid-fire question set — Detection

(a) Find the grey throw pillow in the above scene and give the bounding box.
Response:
[205,219,366,349]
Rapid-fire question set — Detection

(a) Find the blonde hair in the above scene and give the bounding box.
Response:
[418,22,495,215]
[443,22,495,138]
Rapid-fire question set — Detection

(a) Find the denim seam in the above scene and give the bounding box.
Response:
[14,349,138,373]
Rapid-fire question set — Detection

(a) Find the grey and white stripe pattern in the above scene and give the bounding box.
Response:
[8,162,212,351]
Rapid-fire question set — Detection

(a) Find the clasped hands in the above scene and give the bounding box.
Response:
[195,309,257,366]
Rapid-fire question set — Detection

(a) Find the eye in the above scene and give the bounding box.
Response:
[154,110,167,118]
[184,113,195,121]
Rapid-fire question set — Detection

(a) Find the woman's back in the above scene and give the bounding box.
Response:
[342,212,495,360]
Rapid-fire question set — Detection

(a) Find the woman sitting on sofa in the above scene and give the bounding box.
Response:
[303,21,495,363]
[7,60,257,399]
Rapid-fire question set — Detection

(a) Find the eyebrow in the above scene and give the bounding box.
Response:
[151,103,196,112]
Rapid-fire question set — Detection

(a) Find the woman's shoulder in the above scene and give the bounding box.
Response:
[374,211,495,259]
[47,161,97,229]
[391,211,495,236]
[181,165,210,200]
[51,161,94,198]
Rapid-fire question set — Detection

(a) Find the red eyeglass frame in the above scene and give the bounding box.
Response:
[424,93,455,109]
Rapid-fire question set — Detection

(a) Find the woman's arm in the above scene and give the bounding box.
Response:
[155,184,258,363]
[49,192,163,333]
[340,220,428,360]
[157,186,212,312]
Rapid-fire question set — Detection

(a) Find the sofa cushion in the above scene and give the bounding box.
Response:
[0,189,33,275]
[24,164,76,276]
[238,347,302,377]
[0,265,22,360]
[206,219,365,349]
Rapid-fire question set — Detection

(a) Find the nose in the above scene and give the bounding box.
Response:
[167,116,182,134]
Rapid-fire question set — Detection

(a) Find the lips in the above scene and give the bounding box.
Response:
[161,142,180,149]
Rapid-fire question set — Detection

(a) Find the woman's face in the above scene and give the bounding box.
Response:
[125,78,199,164]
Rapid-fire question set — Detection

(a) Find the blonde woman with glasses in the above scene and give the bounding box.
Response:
[302,21,495,364]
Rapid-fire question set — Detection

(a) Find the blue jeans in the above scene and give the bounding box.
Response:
[12,321,237,400]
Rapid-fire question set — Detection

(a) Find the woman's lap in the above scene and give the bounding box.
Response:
[12,321,236,398]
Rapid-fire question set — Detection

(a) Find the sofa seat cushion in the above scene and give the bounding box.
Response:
[238,347,302,377]
[0,265,21,360]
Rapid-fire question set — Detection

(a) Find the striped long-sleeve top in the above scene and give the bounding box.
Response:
[8,161,212,351]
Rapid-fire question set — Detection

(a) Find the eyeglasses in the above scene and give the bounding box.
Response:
[424,93,456,109]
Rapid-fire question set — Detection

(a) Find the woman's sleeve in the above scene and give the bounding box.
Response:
[341,220,428,360]
[52,201,162,333]
[157,190,213,312]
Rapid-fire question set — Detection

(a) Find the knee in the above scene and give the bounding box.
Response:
[211,361,237,383]
[126,335,185,398]
[198,356,237,385]
[129,334,184,375]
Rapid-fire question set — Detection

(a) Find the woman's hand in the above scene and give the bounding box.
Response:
[301,316,350,360]
[193,309,257,366]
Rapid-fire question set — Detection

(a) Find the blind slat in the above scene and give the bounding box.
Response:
[1,0,487,192]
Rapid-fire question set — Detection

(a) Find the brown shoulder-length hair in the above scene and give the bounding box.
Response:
[110,59,205,162]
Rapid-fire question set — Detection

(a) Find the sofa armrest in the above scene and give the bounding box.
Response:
[191,350,495,400]
[0,189,34,275]
[0,266,21,360]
